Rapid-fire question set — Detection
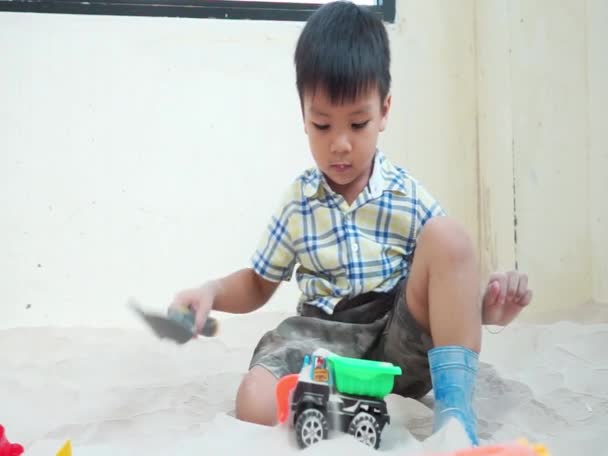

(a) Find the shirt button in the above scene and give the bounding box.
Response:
[352,242,359,252]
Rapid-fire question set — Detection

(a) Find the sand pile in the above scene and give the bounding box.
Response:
[1,311,606,455]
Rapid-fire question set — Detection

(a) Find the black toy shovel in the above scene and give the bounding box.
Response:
[128,298,218,344]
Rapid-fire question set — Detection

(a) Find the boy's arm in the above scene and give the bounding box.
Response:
[207,268,280,314]
[170,268,280,334]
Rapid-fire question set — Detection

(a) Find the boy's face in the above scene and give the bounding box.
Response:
[302,86,391,201]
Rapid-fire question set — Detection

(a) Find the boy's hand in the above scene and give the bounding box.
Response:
[481,270,533,326]
[169,284,216,336]
[168,269,278,336]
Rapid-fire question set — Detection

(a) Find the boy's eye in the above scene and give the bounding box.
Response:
[352,120,370,130]
[312,122,330,131]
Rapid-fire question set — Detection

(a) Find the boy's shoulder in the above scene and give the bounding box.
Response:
[373,151,415,194]
[367,150,439,203]
[271,166,320,206]
[264,167,319,221]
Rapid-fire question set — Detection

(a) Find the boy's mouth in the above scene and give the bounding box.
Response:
[330,163,352,172]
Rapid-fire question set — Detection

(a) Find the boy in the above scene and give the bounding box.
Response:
[170,1,532,446]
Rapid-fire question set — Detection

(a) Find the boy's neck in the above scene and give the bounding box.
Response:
[329,182,364,206]
[325,163,374,206]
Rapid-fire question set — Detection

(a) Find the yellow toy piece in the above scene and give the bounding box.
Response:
[56,440,72,456]
[516,439,550,456]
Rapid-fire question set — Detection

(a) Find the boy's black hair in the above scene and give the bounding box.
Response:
[294,1,391,105]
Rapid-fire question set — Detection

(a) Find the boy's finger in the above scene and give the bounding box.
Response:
[494,274,507,304]
[169,289,194,312]
[487,272,503,284]
[518,289,533,308]
[516,273,529,298]
[486,280,501,306]
[506,271,519,298]
[194,309,205,335]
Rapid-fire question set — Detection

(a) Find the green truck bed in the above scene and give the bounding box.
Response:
[327,354,402,399]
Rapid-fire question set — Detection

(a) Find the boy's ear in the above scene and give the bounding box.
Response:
[379,93,392,132]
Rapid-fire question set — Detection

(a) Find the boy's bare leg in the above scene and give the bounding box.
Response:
[405,216,481,446]
[406,216,482,351]
[235,366,278,426]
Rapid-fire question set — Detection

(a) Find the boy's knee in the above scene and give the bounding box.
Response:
[418,216,475,263]
[235,366,278,426]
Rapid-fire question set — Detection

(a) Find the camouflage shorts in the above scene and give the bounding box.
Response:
[248,278,434,399]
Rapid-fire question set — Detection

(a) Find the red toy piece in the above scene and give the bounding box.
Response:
[0,425,24,456]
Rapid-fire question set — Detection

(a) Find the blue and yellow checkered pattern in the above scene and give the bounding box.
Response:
[251,150,445,314]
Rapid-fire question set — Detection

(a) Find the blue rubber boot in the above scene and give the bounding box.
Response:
[428,345,479,446]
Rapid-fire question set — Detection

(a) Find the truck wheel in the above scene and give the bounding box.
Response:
[294,408,328,448]
[348,412,381,449]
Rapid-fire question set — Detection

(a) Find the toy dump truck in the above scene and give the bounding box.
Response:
[275,348,402,449]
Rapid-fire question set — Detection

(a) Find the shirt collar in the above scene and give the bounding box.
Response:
[303,150,407,200]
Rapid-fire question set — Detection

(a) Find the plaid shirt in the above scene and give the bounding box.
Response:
[251,150,445,314]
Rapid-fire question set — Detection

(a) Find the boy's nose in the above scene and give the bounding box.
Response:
[330,133,352,155]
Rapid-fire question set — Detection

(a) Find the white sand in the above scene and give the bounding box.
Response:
[1,310,607,455]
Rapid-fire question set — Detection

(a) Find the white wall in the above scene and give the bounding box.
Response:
[1,0,605,329]
[0,13,312,328]
[588,0,608,303]
[476,0,517,276]
[386,1,478,241]
[476,0,607,321]
[0,4,479,329]
[510,1,592,319]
